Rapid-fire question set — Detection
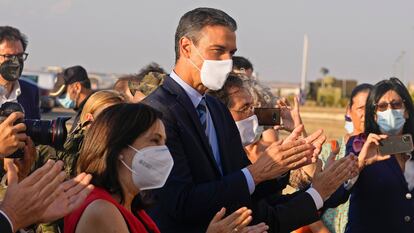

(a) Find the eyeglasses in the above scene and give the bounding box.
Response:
[375,100,405,112]
[230,105,254,115]
[0,53,29,61]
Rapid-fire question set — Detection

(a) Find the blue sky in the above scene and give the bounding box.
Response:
[1,0,414,84]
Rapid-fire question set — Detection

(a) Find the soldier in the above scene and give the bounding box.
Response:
[113,63,167,103]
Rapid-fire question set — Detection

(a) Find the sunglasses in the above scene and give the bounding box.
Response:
[375,100,405,112]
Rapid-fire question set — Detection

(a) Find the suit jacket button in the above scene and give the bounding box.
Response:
[404,216,411,222]
[406,193,412,200]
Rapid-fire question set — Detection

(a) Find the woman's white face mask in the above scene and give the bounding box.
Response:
[119,145,174,191]
[235,114,262,146]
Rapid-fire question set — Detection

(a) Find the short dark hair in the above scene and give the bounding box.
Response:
[208,73,245,108]
[365,78,414,142]
[232,56,253,71]
[77,103,162,205]
[174,7,237,61]
[349,83,373,108]
[0,26,28,51]
[137,62,166,80]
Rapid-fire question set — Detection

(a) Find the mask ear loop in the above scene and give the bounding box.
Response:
[119,154,139,176]
[187,41,205,72]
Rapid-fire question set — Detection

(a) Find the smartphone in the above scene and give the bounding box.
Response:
[379,134,414,155]
[254,108,281,126]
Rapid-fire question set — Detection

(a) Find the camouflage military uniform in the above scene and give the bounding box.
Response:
[137,71,166,96]
[33,122,87,233]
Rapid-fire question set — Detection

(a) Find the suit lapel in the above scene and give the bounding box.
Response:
[206,95,230,174]
[162,77,221,175]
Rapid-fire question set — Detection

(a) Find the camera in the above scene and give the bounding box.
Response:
[0,102,70,158]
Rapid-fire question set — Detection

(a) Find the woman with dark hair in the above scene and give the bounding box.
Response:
[64,103,267,233]
[317,83,373,233]
[325,77,414,233]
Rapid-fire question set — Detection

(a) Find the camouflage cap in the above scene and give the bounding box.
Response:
[137,71,167,96]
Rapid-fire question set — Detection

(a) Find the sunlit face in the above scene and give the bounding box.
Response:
[228,87,254,122]
[375,90,408,120]
[118,119,166,193]
[181,25,237,91]
[66,82,81,103]
[349,91,369,135]
[0,40,24,85]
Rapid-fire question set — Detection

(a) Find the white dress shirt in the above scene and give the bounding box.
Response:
[0,81,21,106]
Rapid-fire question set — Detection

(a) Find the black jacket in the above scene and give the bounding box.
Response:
[143,76,319,233]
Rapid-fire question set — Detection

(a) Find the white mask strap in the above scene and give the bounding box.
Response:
[128,145,139,152]
[119,155,139,176]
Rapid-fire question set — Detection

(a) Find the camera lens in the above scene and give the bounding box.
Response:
[25,117,70,150]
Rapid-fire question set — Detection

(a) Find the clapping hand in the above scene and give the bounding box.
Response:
[206,207,269,233]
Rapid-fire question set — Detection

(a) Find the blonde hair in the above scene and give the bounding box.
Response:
[80,90,125,125]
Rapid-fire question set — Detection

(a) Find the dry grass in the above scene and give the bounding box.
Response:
[280,106,347,141]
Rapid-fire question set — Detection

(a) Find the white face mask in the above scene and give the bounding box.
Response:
[120,145,174,191]
[344,121,354,134]
[376,109,406,135]
[188,45,233,90]
[235,114,261,146]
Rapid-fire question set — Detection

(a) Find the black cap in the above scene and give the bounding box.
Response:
[50,65,89,97]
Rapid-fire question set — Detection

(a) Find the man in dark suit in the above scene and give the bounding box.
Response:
[144,7,358,233]
[17,79,40,119]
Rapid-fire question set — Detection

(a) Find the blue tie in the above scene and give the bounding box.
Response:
[197,98,207,134]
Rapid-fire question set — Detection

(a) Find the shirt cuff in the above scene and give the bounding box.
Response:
[242,168,256,194]
[0,210,14,232]
[305,187,324,210]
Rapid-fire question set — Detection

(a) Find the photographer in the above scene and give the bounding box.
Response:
[0,113,94,233]
[0,26,40,119]
[0,25,42,178]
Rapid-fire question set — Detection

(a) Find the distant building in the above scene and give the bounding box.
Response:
[262,81,301,98]
[308,76,357,106]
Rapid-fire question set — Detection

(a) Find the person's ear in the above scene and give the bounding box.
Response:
[85,113,94,122]
[404,109,409,119]
[74,82,82,93]
[180,36,193,59]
